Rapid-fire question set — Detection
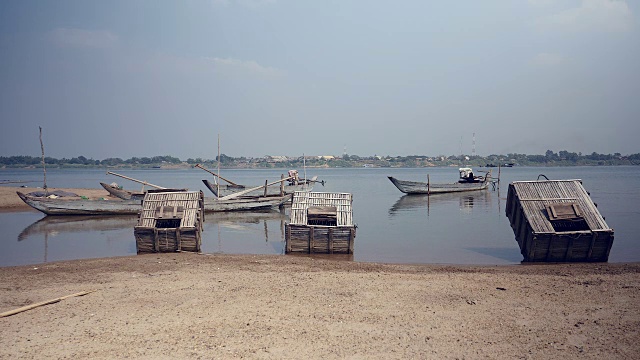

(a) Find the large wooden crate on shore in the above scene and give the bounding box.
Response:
[505,179,614,262]
[285,192,356,254]
[134,190,205,253]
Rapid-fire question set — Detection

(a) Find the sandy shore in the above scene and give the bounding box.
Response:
[1,187,639,358]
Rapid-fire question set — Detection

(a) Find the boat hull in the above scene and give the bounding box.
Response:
[203,176,317,197]
[17,192,292,216]
[100,182,145,200]
[387,176,489,195]
[17,192,142,215]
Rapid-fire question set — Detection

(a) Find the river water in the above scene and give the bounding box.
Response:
[1,166,638,267]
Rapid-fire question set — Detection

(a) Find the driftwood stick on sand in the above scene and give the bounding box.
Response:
[0,290,95,318]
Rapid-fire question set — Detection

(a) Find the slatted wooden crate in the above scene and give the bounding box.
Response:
[505,179,614,262]
[286,192,356,254]
[134,189,205,253]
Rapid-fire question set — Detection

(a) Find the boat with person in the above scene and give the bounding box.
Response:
[16,191,292,216]
[196,165,321,197]
[388,168,492,195]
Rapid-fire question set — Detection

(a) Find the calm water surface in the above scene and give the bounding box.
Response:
[1,166,638,267]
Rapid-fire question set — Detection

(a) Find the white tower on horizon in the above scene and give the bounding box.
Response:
[472,133,476,158]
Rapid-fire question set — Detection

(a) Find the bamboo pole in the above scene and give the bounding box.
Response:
[217,176,294,200]
[106,171,166,189]
[194,164,239,186]
[280,174,285,196]
[39,127,48,195]
[217,134,220,198]
[0,290,95,318]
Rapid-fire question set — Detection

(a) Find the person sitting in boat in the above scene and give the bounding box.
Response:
[458,167,480,183]
[288,169,299,185]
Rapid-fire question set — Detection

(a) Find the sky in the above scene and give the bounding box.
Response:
[0,0,638,159]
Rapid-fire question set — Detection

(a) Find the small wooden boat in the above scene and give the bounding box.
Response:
[204,194,292,212]
[388,168,491,195]
[17,191,142,216]
[17,191,292,216]
[202,176,318,197]
[100,182,145,200]
[195,164,321,197]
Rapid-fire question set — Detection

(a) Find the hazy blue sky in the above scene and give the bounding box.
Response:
[1,0,638,159]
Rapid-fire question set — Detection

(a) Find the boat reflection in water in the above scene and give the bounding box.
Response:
[17,215,139,265]
[16,210,291,264]
[18,215,139,242]
[389,191,494,217]
[202,210,290,255]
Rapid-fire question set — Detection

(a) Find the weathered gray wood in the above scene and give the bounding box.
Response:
[106,171,165,189]
[100,182,145,200]
[17,191,292,216]
[194,163,239,185]
[217,177,294,200]
[203,177,317,197]
[0,290,94,318]
[506,179,614,262]
[388,176,490,195]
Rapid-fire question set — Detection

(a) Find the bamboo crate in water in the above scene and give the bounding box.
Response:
[134,190,205,253]
[285,192,356,254]
[505,179,614,262]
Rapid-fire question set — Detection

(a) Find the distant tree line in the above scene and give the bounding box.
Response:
[0,150,638,168]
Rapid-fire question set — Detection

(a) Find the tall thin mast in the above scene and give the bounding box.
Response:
[39,126,48,194]
[217,133,220,198]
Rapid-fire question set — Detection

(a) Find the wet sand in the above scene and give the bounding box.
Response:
[0,187,639,358]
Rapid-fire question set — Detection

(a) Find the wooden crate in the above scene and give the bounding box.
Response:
[134,190,204,253]
[505,180,614,262]
[285,224,356,254]
[286,191,357,254]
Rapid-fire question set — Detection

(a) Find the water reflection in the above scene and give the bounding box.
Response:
[202,210,288,255]
[18,215,138,241]
[389,191,494,216]
[7,210,291,267]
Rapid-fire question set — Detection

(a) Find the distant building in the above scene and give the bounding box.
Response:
[265,155,289,162]
[318,155,335,160]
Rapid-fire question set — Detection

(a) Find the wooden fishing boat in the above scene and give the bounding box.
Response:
[195,164,321,197]
[203,193,292,212]
[100,182,145,200]
[388,168,491,195]
[202,176,318,197]
[17,191,292,216]
[17,191,142,216]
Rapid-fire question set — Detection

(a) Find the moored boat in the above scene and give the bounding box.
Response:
[17,191,142,216]
[202,175,318,197]
[388,168,491,195]
[17,191,292,216]
[100,182,146,200]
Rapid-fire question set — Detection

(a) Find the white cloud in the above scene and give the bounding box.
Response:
[530,52,566,66]
[49,28,118,48]
[207,57,284,77]
[536,0,634,32]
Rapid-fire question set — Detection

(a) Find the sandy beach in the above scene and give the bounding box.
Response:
[1,187,639,359]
